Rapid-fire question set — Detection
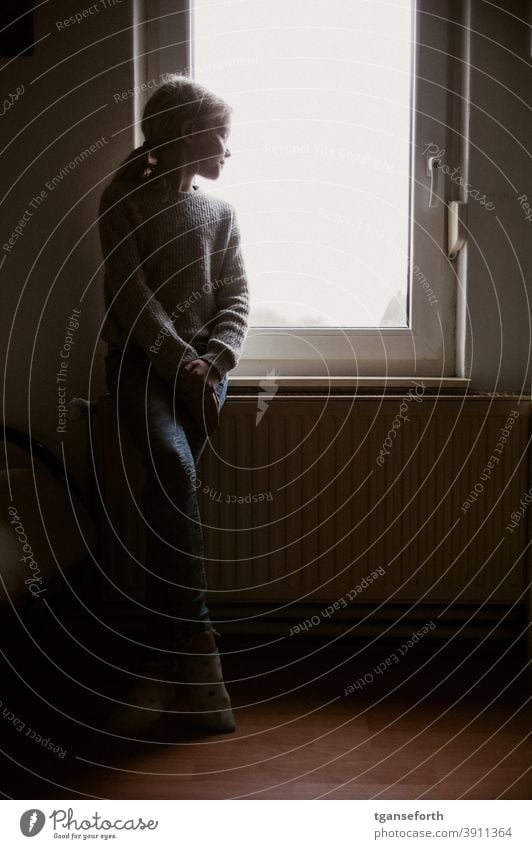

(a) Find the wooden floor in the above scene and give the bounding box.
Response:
[0,603,530,800]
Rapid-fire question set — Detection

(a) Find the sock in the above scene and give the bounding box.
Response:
[179,631,236,733]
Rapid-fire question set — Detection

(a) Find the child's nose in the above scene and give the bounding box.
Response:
[224,148,231,158]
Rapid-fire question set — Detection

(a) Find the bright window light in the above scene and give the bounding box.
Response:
[193,0,414,328]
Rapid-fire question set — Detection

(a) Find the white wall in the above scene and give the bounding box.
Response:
[1,0,530,494]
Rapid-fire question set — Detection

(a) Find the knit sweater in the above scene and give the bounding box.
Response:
[98,178,250,382]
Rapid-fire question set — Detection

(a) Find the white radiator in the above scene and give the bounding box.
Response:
[93,391,531,633]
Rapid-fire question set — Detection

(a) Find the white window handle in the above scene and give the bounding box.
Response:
[426,155,442,208]
[448,201,467,260]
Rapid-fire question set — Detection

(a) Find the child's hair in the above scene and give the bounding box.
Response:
[110,74,232,186]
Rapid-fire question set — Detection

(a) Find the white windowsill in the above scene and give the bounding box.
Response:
[228,376,471,389]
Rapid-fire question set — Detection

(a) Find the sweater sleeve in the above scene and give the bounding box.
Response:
[98,185,199,383]
[199,207,250,380]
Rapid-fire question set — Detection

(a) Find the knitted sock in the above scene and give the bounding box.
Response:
[179,630,236,734]
[104,663,177,737]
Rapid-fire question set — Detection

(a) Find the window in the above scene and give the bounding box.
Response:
[145,0,462,376]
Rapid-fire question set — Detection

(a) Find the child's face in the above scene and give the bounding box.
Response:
[194,113,232,180]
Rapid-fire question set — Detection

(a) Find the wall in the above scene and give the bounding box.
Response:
[1,1,140,494]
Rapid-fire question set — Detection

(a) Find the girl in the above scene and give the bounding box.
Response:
[98,75,250,735]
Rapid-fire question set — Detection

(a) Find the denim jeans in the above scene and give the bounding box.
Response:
[104,342,229,658]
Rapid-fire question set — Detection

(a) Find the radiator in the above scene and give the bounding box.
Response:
[92,391,531,634]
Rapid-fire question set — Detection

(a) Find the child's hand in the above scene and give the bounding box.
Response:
[177,358,220,399]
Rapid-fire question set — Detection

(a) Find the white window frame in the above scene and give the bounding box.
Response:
[138,0,463,378]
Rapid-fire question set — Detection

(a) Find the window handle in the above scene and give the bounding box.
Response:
[426,155,442,208]
[448,201,467,260]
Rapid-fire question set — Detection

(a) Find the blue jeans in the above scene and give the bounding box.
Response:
[104,342,229,657]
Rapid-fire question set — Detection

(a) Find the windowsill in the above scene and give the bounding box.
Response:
[228,376,470,389]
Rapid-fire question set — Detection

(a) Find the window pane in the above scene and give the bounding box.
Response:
[193,0,413,327]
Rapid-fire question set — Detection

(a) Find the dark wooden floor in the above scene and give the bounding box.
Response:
[0,597,530,800]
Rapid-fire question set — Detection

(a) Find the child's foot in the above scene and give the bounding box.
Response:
[104,666,177,737]
[179,630,236,734]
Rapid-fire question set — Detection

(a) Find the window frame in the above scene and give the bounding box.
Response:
[141,0,464,378]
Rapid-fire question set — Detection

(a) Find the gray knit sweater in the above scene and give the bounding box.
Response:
[98,179,250,382]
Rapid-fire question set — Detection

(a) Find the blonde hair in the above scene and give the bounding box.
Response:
[110,74,232,186]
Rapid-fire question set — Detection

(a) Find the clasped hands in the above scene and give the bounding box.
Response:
[176,358,221,436]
